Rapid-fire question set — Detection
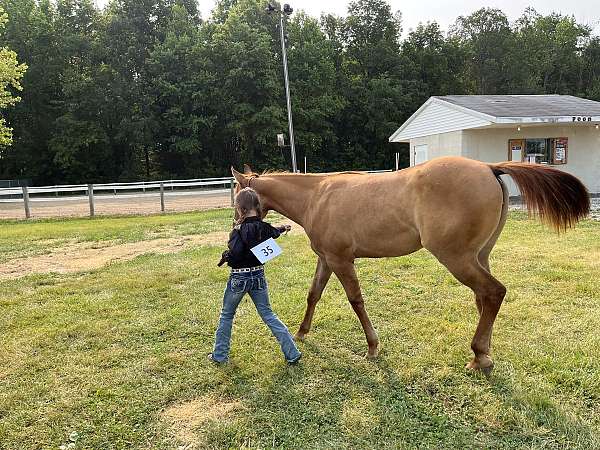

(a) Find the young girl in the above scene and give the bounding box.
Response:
[209,187,302,364]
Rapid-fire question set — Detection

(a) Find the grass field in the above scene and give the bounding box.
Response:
[1,210,599,449]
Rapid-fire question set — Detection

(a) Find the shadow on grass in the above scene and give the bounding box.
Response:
[203,339,600,449]
[485,370,599,447]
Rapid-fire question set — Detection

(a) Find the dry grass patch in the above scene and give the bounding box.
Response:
[160,395,245,448]
[0,220,302,280]
[0,233,227,280]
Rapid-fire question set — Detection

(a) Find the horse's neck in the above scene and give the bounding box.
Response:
[254,175,321,227]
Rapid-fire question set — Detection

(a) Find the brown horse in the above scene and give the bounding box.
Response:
[231,156,589,373]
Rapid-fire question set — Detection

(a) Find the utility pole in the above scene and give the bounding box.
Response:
[267,3,297,173]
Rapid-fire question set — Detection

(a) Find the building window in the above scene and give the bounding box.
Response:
[525,138,550,163]
[508,138,567,165]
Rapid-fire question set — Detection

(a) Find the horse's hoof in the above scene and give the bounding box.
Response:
[365,349,379,360]
[465,357,494,376]
[294,332,306,342]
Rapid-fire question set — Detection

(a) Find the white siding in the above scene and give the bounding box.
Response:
[409,131,463,166]
[391,99,492,142]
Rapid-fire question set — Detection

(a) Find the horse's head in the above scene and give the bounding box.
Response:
[231,164,271,221]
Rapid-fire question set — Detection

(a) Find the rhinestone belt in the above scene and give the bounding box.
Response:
[231,265,264,273]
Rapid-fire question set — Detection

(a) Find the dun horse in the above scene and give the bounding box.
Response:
[232,156,589,373]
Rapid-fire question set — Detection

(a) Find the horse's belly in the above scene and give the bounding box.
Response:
[353,229,422,258]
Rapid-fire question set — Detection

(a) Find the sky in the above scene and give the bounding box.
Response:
[96,0,600,35]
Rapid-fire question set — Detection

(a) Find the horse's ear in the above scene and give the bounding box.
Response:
[231,167,247,187]
[243,164,253,174]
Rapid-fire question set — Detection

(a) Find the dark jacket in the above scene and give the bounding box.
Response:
[219,216,284,269]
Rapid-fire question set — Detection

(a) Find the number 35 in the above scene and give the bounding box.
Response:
[261,246,274,257]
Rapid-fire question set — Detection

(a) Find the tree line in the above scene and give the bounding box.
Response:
[0,0,599,185]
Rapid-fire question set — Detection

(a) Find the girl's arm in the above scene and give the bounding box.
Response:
[218,229,245,266]
[266,224,291,239]
[227,229,246,257]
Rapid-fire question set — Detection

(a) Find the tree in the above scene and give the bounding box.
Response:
[331,0,417,169]
[0,0,55,182]
[0,4,27,150]
[48,0,110,182]
[402,22,468,98]
[343,0,403,77]
[582,37,600,100]
[451,8,516,94]
[0,6,26,146]
[515,8,590,94]
[147,3,213,177]
[285,12,345,171]
[200,0,286,172]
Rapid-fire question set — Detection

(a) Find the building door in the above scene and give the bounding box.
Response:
[414,144,428,166]
[508,139,525,162]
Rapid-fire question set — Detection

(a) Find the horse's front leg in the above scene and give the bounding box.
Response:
[329,258,379,358]
[295,256,332,341]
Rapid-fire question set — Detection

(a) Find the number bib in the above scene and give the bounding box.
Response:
[250,238,282,264]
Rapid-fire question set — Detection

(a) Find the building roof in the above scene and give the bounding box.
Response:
[389,95,600,143]
[435,95,600,118]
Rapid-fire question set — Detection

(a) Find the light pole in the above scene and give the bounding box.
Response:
[267,3,297,173]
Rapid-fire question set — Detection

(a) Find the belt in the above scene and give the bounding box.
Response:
[231,265,264,273]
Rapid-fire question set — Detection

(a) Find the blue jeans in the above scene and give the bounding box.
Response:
[212,268,301,363]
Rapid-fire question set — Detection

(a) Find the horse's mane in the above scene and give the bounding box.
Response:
[261,169,288,175]
[250,169,367,177]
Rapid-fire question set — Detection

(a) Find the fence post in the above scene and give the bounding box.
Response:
[22,186,31,219]
[395,152,399,171]
[88,184,95,217]
[304,156,307,173]
[230,180,235,206]
[160,182,165,212]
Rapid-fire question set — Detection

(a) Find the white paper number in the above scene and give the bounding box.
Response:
[250,238,282,264]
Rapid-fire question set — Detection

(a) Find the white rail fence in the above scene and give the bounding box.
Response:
[0,177,236,219]
[0,170,394,219]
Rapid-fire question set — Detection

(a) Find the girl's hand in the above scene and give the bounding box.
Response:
[277,224,292,233]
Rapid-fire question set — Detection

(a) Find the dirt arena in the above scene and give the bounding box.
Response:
[0,189,232,219]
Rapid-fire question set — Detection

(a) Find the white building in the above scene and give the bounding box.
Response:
[389,95,600,194]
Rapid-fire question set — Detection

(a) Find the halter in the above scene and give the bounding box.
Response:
[247,174,258,188]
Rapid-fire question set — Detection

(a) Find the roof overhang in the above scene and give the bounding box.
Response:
[389,96,600,143]
[495,116,600,124]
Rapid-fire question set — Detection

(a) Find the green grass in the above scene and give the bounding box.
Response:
[1,210,599,448]
[0,209,234,263]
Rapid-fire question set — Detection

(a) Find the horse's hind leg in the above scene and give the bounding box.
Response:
[295,257,332,342]
[476,177,509,338]
[438,255,506,374]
